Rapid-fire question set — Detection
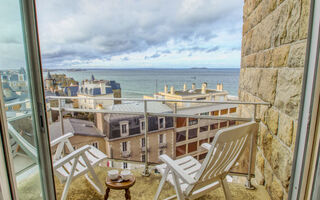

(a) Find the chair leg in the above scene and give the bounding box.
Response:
[220,178,232,200]
[172,173,185,200]
[82,155,104,194]
[61,156,79,200]
[154,167,169,200]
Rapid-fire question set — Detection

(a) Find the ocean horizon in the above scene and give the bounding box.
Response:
[43,68,240,98]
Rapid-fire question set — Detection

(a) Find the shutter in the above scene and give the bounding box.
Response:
[120,142,123,152]
[128,141,131,153]
[164,134,166,143]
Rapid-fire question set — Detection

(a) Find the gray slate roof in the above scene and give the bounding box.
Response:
[105,101,173,121]
[49,118,104,141]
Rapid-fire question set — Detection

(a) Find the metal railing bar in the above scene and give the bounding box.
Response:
[4,100,30,107]
[7,113,32,122]
[49,107,252,121]
[46,96,270,106]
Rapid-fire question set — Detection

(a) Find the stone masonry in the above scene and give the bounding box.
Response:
[239,0,310,199]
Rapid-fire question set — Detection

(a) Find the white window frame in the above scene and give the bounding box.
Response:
[159,134,164,144]
[141,137,145,147]
[140,119,145,133]
[158,117,165,130]
[92,142,99,149]
[122,141,127,152]
[120,121,129,136]
[122,162,128,169]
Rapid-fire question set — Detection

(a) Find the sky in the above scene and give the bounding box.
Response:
[0,0,244,69]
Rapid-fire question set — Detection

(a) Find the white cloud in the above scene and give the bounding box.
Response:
[0,0,243,69]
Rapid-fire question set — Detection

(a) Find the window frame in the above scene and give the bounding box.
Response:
[120,121,129,136]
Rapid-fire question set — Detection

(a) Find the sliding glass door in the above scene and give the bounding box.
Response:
[0,0,55,199]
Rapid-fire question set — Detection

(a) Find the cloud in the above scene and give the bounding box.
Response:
[145,53,161,60]
[0,0,244,69]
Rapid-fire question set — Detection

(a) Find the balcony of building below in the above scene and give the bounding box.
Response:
[16,163,271,200]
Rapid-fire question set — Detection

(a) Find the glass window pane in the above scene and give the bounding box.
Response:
[176,145,186,157]
[176,131,186,142]
[220,121,228,128]
[220,109,228,115]
[210,123,219,130]
[176,117,186,128]
[200,126,208,132]
[188,142,197,153]
[0,1,45,199]
[188,128,197,139]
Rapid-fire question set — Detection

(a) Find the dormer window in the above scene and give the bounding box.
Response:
[140,119,145,133]
[120,121,129,136]
[158,117,165,129]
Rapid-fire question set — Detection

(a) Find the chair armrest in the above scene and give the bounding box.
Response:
[51,132,74,147]
[201,143,212,151]
[159,154,196,185]
[53,145,91,170]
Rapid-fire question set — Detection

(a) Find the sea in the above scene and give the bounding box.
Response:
[44,68,240,98]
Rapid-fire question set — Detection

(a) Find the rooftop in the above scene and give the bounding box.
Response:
[49,118,104,141]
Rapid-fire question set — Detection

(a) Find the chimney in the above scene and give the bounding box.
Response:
[183,83,187,92]
[164,85,168,94]
[201,82,207,94]
[220,83,223,91]
[96,104,105,134]
[192,83,196,90]
[170,86,175,95]
[217,83,221,91]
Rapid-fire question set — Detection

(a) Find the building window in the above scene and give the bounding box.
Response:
[200,112,209,115]
[158,117,165,129]
[199,139,208,145]
[220,109,228,115]
[199,153,207,160]
[142,154,145,162]
[159,150,163,156]
[176,131,186,142]
[123,162,128,169]
[210,137,214,143]
[141,138,145,147]
[176,117,187,128]
[140,119,145,133]
[220,121,228,128]
[211,110,219,116]
[159,134,164,144]
[200,126,208,132]
[188,142,197,153]
[210,123,219,130]
[92,142,98,149]
[196,97,206,100]
[230,107,237,113]
[120,121,129,136]
[188,128,197,139]
[229,120,236,126]
[176,144,186,157]
[122,142,127,152]
[188,118,198,126]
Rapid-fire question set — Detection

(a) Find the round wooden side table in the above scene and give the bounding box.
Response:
[104,176,136,200]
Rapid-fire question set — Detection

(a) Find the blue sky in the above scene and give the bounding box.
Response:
[0,0,244,69]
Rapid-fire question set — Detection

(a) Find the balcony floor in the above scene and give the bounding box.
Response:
[18,166,270,200]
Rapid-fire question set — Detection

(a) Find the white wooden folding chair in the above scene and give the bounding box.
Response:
[154,121,258,200]
[51,133,108,200]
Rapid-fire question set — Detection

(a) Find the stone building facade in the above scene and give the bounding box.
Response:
[239,0,310,199]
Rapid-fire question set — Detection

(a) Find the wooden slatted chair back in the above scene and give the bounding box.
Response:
[186,121,258,195]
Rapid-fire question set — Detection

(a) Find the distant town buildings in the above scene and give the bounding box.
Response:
[78,75,121,109]
[144,82,230,107]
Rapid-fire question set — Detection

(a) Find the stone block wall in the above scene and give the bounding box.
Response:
[239,0,310,199]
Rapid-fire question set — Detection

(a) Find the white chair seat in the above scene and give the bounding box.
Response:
[156,156,201,193]
[154,122,259,200]
[51,133,108,200]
